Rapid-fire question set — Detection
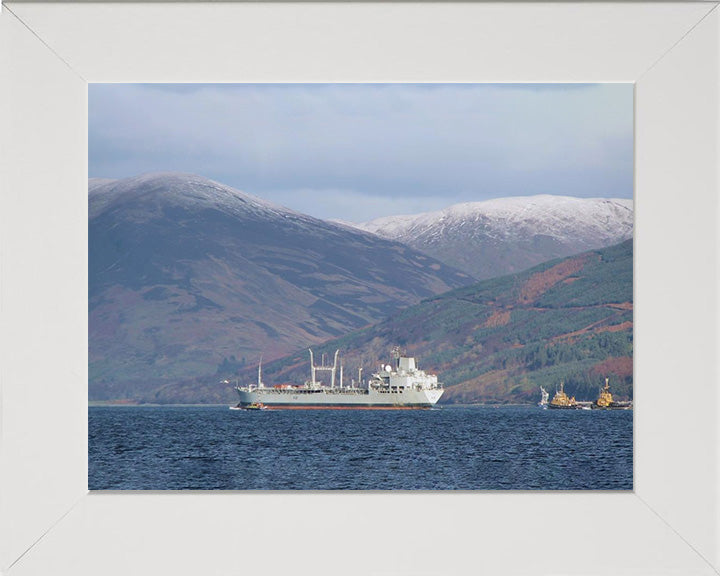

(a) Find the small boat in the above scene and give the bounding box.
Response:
[538,386,549,409]
[242,402,268,411]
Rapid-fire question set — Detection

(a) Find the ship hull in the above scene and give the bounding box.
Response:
[547,404,579,410]
[236,387,443,409]
[591,403,633,410]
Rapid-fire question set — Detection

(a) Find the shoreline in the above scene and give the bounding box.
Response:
[88,401,539,408]
[88,402,230,407]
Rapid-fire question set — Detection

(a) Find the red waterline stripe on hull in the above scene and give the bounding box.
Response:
[263,405,430,410]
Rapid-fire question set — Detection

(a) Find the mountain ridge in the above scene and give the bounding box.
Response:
[89,173,474,400]
[354,195,633,280]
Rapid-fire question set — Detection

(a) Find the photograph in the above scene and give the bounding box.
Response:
[6,3,719,574]
[88,83,633,490]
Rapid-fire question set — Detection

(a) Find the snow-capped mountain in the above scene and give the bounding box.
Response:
[355,195,634,280]
[89,173,472,402]
[89,172,304,222]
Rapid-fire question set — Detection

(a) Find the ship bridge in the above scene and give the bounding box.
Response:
[372,351,441,391]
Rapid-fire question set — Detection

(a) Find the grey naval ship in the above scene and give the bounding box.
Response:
[235,347,443,409]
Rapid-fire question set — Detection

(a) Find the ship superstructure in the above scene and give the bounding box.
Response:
[235,347,443,409]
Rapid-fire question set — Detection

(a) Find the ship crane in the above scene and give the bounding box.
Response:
[257,356,264,388]
[309,348,340,388]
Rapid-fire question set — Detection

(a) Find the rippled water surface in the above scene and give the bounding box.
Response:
[89,405,632,490]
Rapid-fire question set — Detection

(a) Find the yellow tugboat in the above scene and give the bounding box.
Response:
[592,378,633,410]
[594,378,614,408]
[548,381,578,410]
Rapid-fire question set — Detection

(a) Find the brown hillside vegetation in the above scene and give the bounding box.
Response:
[597,320,633,334]
[518,256,587,304]
[553,318,633,343]
[591,356,633,378]
[483,310,511,328]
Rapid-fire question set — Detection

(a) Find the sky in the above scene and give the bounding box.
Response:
[89,83,633,222]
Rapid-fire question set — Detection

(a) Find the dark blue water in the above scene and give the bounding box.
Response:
[89,405,632,490]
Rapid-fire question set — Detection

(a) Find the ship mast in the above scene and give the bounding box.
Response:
[332,349,339,388]
[392,346,401,370]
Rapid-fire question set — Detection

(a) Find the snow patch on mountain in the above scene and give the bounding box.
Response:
[358,195,633,244]
[88,172,311,224]
[353,195,633,279]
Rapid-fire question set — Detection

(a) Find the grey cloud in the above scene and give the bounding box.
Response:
[89,83,633,220]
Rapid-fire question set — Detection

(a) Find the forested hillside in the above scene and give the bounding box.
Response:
[244,240,633,405]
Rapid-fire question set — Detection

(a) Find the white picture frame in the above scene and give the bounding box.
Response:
[1,2,718,575]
